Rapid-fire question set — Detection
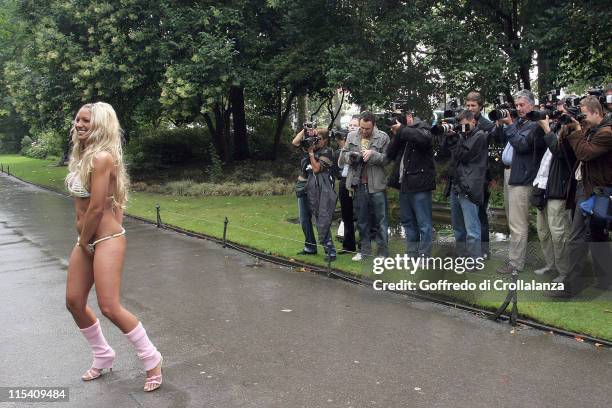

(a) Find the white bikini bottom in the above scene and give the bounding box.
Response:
[77,228,126,253]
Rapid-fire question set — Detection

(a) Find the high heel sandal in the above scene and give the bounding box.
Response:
[81,366,112,381]
[79,320,116,382]
[144,356,163,392]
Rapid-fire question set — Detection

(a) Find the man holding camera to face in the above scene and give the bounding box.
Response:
[292,126,337,261]
[339,111,390,261]
[440,110,488,258]
[496,90,547,274]
[555,96,612,296]
[386,108,436,258]
[465,91,495,258]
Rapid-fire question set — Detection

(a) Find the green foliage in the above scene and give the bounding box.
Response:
[132,178,293,197]
[125,127,212,175]
[18,129,62,159]
[1,0,610,163]
[20,135,32,153]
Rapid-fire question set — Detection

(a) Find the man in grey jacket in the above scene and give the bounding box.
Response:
[339,111,390,260]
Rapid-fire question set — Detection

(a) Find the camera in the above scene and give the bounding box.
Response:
[430,117,472,136]
[565,96,582,108]
[557,106,586,125]
[526,109,553,121]
[385,99,413,127]
[542,89,560,106]
[348,151,363,164]
[330,128,348,141]
[299,122,321,149]
[488,94,518,121]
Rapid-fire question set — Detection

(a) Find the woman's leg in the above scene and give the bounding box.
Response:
[92,235,138,333]
[66,245,97,328]
[93,236,162,390]
[66,245,115,379]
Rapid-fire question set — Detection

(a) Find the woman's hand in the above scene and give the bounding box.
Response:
[78,239,94,256]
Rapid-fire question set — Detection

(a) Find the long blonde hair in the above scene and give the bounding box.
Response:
[65,102,129,207]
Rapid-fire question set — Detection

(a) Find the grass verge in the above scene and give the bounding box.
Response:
[2,154,611,341]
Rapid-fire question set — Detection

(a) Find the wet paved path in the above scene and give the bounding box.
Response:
[1,174,611,408]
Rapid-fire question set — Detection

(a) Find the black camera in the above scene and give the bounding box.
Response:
[299,122,321,148]
[565,96,582,108]
[557,106,586,125]
[488,94,517,121]
[526,109,553,121]
[348,151,363,164]
[542,89,560,105]
[330,128,348,140]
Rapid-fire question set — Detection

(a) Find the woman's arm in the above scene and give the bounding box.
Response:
[78,152,113,254]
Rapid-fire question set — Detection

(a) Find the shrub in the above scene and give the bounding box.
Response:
[20,130,63,159]
[125,127,212,175]
[131,178,293,197]
[20,135,33,154]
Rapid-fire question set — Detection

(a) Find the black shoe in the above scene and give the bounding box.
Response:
[544,288,573,299]
[325,255,337,262]
[338,249,355,255]
[496,262,516,275]
[297,250,317,255]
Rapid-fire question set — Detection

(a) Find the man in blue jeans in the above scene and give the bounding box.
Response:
[339,112,390,260]
[443,110,488,258]
[386,109,436,257]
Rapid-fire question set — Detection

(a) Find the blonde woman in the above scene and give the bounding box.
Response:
[64,102,163,392]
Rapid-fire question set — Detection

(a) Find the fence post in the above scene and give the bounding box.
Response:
[7,165,9,176]
[223,217,229,248]
[1,163,3,173]
[156,204,163,228]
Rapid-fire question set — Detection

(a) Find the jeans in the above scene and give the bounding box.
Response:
[450,191,482,258]
[353,184,388,257]
[399,191,433,257]
[297,194,317,253]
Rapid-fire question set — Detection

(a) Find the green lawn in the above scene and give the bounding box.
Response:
[2,154,611,341]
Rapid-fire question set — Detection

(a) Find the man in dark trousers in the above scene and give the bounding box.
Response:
[386,109,436,257]
[465,91,495,258]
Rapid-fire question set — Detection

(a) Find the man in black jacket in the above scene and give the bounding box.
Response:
[496,90,547,274]
[533,117,576,278]
[465,91,495,258]
[387,110,435,257]
[443,110,488,258]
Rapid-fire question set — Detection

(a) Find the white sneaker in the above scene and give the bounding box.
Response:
[351,253,363,261]
[534,266,551,276]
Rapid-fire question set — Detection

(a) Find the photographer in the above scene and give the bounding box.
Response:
[339,111,390,261]
[532,112,576,279]
[386,109,435,257]
[292,127,337,261]
[465,91,495,258]
[443,110,488,258]
[556,96,612,296]
[495,90,547,274]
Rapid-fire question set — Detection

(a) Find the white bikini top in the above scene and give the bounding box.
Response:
[66,172,91,198]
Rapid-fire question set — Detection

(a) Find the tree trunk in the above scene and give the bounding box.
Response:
[230,85,249,161]
[223,102,232,163]
[297,94,307,129]
[272,88,296,160]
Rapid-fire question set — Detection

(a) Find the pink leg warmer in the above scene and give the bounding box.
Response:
[79,319,116,369]
[124,322,162,371]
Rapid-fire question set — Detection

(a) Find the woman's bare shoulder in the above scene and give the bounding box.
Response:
[91,151,114,170]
